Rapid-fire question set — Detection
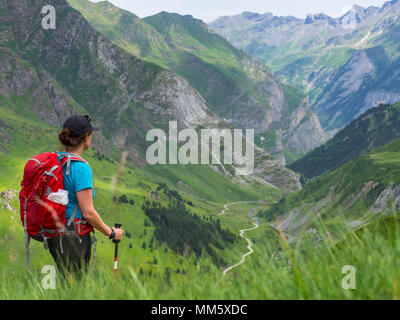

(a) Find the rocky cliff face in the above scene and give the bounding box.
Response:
[211,55,327,163]
[284,99,327,156]
[0,190,17,213]
[313,46,400,133]
[312,50,376,132]
[370,184,400,214]
[0,0,301,191]
[132,70,219,129]
[0,46,78,126]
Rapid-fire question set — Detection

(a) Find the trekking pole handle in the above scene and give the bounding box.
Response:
[114,223,122,244]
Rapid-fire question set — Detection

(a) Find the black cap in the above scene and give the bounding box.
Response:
[63,115,99,138]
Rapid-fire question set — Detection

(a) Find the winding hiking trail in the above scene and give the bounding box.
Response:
[220,201,275,275]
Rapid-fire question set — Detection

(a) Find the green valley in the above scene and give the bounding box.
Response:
[0,0,399,301]
[67,0,327,163]
[289,102,400,180]
[261,138,400,241]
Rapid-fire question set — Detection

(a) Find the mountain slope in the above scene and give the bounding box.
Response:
[261,138,400,241]
[68,0,327,164]
[209,10,359,103]
[313,45,400,132]
[210,1,400,133]
[1,0,217,162]
[289,102,400,180]
[0,0,301,191]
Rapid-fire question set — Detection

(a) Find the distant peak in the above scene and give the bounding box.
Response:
[306,12,331,18]
[241,12,260,19]
[241,11,283,19]
[305,13,336,25]
[352,4,365,10]
[153,11,195,20]
[147,10,208,26]
[157,10,174,16]
[211,0,398,25]
[92,0,113,7]
[382,0,399,9]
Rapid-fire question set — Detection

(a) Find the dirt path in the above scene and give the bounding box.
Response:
[219,201,275,275]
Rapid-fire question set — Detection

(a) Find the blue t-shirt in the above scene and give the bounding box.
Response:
[57,153,95,220]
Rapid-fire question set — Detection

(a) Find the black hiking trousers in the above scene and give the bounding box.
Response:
[48,224,92,278]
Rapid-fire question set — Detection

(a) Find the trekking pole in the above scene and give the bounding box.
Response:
[113,223,122,281]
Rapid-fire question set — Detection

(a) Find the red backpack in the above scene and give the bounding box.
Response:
[19,152,95,271]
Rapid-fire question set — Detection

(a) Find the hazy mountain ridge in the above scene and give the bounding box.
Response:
[210,0,400,133]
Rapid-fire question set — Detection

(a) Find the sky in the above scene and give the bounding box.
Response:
[89,0,388,22]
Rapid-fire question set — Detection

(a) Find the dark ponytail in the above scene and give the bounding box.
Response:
[58,128,90,151]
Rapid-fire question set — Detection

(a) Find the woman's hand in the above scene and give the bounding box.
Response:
[111,227,124,241]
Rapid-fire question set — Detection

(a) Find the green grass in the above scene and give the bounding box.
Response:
[2,196,400,299]
[145,164,272,204]
[0,101,283,299]
[1,129,399,300]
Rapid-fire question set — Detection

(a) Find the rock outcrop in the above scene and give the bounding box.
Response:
[370,184,400,214]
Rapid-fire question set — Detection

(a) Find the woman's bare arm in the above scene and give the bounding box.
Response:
[76,188,124,240]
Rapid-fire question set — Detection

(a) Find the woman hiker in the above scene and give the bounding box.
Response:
[48,115,124,276]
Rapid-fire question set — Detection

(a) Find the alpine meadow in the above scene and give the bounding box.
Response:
[0,0,400,303]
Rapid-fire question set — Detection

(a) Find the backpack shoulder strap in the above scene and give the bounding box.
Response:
[61,153,94,227]
[59,153,89,176]
[66,153,94,188]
